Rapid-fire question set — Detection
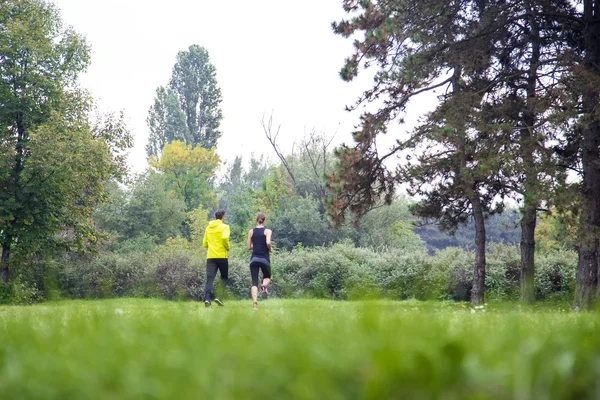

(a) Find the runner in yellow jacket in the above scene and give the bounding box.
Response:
[203,209,231,307]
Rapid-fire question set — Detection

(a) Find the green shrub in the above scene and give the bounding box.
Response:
[0,276,43,305]
[535,250,577,300]
[56,254,116,299]
[429,247,473,301]
[377,249,431,299]
[113,251,156,297]
[113,233,158,255]
[4,237,581,303]
[486,244,521,300]
[153,246,203,300]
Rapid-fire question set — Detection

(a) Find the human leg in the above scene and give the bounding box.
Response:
[250,261,260,304]
[217,259,230,287]
[213,259,229,306]
[204,259,218,305]
[260,264,272,298]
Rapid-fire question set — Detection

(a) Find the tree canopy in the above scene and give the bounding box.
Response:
[146,45,223,158]
[0,0,132,283]
[328,0,600,306]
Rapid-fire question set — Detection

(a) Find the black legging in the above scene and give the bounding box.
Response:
[250,260,271,287]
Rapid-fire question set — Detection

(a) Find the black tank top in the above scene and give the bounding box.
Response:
[251,228,270,261]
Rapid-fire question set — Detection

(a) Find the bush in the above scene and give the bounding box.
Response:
[113,234,158,255]
[153,244,204,301]
[57,254,116,299]
[376,249,430,299]
[274,242,379,300]
[485,244,521,300]
[535,250,577,300]
[0,276,44,305]
[429,247,473,301]
[4,238,581,303]
[112,252,156,297]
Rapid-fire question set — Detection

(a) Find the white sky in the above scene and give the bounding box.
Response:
[52,0,433,174]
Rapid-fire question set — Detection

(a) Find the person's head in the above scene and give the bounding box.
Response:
[256,212,266,225]
[215,209,225,221]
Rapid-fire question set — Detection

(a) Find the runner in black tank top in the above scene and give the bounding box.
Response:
[246,212,272,308]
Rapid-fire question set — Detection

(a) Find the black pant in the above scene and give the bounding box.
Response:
[204,258,229,302]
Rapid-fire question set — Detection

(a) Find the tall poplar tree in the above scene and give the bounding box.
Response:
[146,45,223,158]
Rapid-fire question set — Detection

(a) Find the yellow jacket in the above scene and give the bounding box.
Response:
[203,219,231,258]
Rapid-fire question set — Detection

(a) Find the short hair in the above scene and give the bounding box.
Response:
[256,212,266,224]
[215,209,225,220]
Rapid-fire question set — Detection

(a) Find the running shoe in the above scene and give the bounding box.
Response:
[204,300,211,308]
[253,302,258,309]
[261,285,269,299]
[214,298,224,306]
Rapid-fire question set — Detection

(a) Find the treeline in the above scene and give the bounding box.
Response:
[329,0,600,308]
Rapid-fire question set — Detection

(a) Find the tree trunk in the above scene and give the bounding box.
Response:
[470,193,486,305]
[520,203,536,303]
[574,121,600,309]
[574,0,600,310]
[1,242,10,284]
[519,0,540,304]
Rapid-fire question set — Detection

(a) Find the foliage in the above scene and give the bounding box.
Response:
[328,0,582,304]
[415,209,521,252]
[187,207,211,247]
[254,166,293,216]
[535,250,577,301]
[0,0,132,283]
[535,210,579,253]
[146,44,223,158]
[359,197,424,251]
[95,172,187,245]
[151,140,220,211]
[216,155,271,242]
[145,86,187,158]
[6,239,578,304]
[0,276,43,305]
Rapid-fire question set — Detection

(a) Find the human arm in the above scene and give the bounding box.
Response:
[246,229,253,250]
[202,228,208,249]
[266,229,272,252]
[222,225,231,251]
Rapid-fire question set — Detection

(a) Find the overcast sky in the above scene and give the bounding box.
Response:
[52,0,430,174]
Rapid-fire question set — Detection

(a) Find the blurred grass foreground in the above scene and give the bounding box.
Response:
[0,299,598,399]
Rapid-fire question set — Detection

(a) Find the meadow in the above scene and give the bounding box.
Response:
[0,298,598,399]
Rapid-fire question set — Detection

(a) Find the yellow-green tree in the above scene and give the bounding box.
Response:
[187,207,211,247]
[151,141,220,211]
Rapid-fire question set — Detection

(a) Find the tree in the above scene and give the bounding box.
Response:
[328,0,578,304]
[358,197,424,251]
[95,172,187,245]
[217,154,271,241]
[473,0,575,303]
[328,0,507,304]
[146,45,223,158]
[415,208,521,252]
[261,113,339,218]
[146,86,187,158]
[571,0,600,309]
[151,140,220,211]
[0,0,131,283]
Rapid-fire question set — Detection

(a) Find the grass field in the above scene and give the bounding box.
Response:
[0,298,598,399]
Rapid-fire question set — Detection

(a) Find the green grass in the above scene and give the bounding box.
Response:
[0,299,598,399]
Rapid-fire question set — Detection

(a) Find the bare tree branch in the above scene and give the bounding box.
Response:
[261,112,295,185]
